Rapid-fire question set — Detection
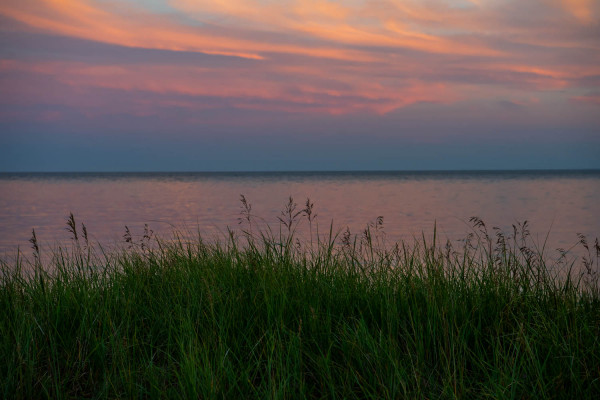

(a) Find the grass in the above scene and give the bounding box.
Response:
[1,197,599,399]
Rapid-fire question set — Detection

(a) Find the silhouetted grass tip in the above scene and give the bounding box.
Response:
[1,196,599,398]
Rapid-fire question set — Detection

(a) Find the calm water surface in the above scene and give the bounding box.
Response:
[0,171,598,255]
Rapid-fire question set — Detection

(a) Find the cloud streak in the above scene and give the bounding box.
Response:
[0,0,598,132]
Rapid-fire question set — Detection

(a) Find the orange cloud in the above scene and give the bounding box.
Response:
[1,0,598,116]
[0,58,457,115]
[560,0,596,23]
[0,0,383,62]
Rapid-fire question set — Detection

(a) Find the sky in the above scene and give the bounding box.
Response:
[0,0,599,171]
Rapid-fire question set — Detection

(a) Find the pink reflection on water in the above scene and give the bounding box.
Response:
[0,173,598,258]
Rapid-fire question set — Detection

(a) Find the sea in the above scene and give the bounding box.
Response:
[0,170,598,258]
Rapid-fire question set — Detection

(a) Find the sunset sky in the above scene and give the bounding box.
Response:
[1,0,599,171]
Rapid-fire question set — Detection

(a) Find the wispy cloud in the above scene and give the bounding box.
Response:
[0,0,598,119]
[571,93,600,104]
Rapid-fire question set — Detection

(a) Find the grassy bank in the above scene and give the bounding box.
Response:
[1,203,599,399]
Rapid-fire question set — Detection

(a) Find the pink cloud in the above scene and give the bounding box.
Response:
[570,95,600,105]
[0,0,598,118]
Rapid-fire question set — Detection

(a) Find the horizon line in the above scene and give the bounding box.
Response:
[2,168,600,174]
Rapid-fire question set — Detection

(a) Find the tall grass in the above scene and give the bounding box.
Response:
[1,198,599,399]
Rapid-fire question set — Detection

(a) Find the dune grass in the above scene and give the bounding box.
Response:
[1,198,599,399]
